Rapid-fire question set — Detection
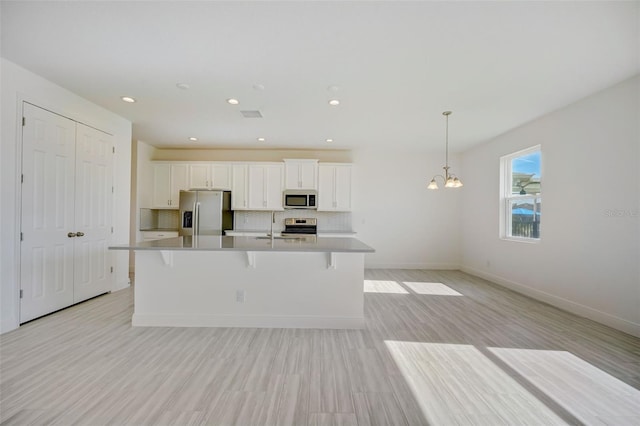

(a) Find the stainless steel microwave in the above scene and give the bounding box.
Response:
[283,190,317,209]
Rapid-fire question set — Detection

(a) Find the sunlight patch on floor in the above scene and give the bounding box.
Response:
[489,347,640,425]
[363,280,409,294]
[385,341,566,425]
[402,281,463,296]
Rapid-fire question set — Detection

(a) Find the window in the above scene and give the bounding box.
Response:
[500,146,541,240]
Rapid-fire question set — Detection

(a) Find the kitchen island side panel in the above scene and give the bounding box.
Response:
[133,250,365,328]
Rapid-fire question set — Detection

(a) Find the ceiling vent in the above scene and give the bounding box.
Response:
[240,110,263,118]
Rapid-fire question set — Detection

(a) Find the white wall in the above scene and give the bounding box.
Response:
[460,75,640,337]
[352,148,462,269]
[0,58,132,333]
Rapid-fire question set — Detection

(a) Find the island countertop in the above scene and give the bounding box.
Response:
[109,235,375,253]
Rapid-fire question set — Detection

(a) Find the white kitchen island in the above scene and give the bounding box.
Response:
[110,236,374,329]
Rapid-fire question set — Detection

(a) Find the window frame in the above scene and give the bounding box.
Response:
[499,145,542,242]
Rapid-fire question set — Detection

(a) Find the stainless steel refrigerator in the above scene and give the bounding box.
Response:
[178,190,233,236]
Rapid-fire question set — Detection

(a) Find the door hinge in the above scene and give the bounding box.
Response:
[22,117,25,126]
[112,186,114,193]
[20,289,23,299]
[110,266,114,273]
[112,146,115,154]
[111,226,114,234]
[20,232,23,241]
[21,174,24,184]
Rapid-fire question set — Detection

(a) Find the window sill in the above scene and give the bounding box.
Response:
[501,236,540,244]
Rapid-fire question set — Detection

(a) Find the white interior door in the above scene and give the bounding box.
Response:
[20,103,76,323]
[73,123,113,303]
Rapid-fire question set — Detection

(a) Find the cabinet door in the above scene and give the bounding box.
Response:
[248,165,284,210]
[317,165,335,211]
[189,163,210,189]
[284,160,317,189]
[152,163,172,208]
[318,164,352,211]
[334,165,352,211]
[299,162,317,189]
[284,162,300,189]
[265,165,284,210]
[231,164,248,210]
[248,165,266,209]
[211,163,232,190]
[170,164,189,207]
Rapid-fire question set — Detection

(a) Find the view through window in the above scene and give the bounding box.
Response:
[501,146,541,240]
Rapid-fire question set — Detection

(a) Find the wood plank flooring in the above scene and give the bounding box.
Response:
[1,269,639,425]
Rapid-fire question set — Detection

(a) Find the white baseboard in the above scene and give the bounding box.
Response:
[0,319,20,335]
[366,262,460,270]
[461,265,640,338]
[111,279,131,292]
[132,313,365,329]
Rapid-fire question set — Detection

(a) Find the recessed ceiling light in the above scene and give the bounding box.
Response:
[326,138,334,143]
[176,83,190,90]
[121,96,136,103]
[227,98,239,105]
[189,137,198,141]
[257,137,266,142]
[328,99,340,106]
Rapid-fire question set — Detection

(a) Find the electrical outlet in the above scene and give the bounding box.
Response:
[236,289,246,303]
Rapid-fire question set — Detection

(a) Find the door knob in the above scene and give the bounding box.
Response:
[76,232,85,237]
[67,232,77,238]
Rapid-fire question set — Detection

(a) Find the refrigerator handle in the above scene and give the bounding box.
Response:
[194,201,200,235]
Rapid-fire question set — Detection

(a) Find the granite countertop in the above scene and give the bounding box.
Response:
[109,235,374,253]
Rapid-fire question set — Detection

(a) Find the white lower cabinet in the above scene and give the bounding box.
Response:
[224,231,268,237]
[318,164,353,211]
[141,231,178,241]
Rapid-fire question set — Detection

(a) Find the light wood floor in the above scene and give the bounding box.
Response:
[1,270,639,425]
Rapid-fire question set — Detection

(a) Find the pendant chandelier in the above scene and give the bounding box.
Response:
[427,111,463,189]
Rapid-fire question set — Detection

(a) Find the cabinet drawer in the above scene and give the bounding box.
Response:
[141,231,178,241]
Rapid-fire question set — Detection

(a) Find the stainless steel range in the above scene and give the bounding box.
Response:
[281,218,317,237]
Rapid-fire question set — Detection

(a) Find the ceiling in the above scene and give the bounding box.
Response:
[2,1,638,152]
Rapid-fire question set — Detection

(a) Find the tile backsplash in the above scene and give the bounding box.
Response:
[140,208,180,230]
[234,210,352,233]
[140,208,352,233]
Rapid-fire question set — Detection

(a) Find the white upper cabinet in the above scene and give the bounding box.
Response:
[284,159,318,190]
[211,163,232,189]
[188,163,210,189]
[248,163,284,210]
[318,163,353,211]
[152,162,188,208]
[188,162,232,190]
[231,164,249,210]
